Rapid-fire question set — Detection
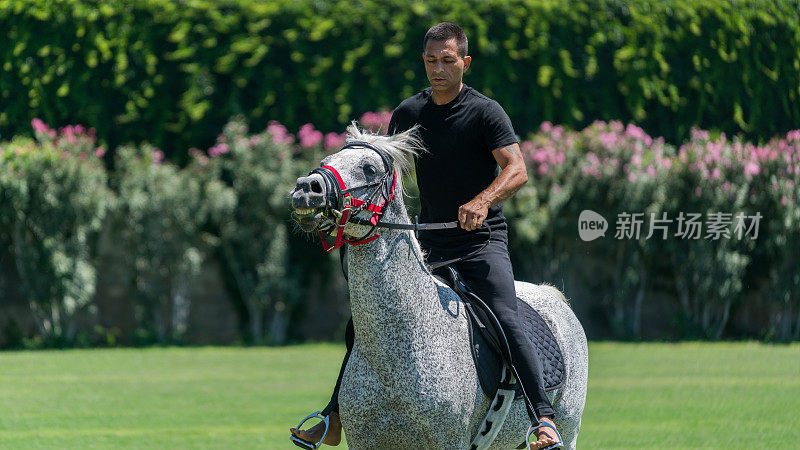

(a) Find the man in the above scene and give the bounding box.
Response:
[291,23,561,450]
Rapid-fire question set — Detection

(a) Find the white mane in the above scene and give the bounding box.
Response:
[345,121,425,175]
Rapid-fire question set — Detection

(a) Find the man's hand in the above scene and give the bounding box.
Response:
[457,142,528,232]
[458,196,491,231]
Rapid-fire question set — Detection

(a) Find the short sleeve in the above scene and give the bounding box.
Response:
[482,100,518,151]
[388,106,408,136]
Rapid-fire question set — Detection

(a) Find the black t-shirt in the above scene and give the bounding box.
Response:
[388,84,518,248]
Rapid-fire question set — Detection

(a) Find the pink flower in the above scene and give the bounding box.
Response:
[208,143,229,157]
[540,121,553,133]
[646,165,656,177]
[31,118,49,133]
[781,196,788,206]
[625,124,645,141]
[721,181,730,192]
[153,149,164,165]
[537,163,550,175]
[250,135,262,146]
[691,128,710,141]
[324,132,346,150]
[534,148,549,163]
[552,184,561,194]
[359,112,379,128]
[300,132,322,148]
[695,186,702,197]
[744,161,759,177]
[95,147,106,158]
[599,132,617,148]
[627,172,636,183]
[298,124,323,148]
[266,120,295,145]
[711,168,721,180]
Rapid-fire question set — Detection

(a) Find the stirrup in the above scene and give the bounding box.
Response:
[526,420,564,450]
[290,411,330,449]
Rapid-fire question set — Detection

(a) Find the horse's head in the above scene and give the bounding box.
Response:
[291,123,422,251]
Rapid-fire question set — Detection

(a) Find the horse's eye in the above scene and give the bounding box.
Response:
[363,164,377,178]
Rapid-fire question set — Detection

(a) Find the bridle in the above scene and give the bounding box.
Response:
[307,140,492,272]
[310,141,399,252]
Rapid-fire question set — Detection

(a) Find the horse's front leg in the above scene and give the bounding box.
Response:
[339,348,473,449]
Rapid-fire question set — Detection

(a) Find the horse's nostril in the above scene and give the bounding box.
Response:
[311,180,323,194]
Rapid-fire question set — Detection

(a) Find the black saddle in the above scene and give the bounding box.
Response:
[433,266,565,400]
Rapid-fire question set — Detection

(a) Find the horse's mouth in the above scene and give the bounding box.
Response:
[292,208,325,232]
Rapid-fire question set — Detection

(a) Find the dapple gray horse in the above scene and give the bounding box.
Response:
[291,124,588,449]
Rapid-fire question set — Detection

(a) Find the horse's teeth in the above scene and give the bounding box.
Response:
[295,208,314,215]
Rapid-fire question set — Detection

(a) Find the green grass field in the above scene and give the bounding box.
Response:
[1,342,798,449]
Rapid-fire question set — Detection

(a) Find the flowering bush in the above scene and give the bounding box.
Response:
[0,120,111,344]
[110,144,206,344]
[1,114,798,345]
[510,121,800,339]
[189,116,309,345]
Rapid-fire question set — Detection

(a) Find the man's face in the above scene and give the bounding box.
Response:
[422,38,471,93]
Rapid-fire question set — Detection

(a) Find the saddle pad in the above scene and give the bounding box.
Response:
[469,297,565,400]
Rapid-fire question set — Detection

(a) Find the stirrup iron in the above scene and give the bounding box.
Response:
[290,411,330,449]
[526,420,564,450]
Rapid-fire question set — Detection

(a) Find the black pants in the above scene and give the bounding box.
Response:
[322,237,555,422]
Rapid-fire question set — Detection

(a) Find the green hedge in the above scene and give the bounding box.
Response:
[2,0,798,161]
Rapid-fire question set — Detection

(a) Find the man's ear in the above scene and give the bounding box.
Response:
[463,55,472,71]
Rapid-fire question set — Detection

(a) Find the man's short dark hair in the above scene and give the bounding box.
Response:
[423,22,468,58]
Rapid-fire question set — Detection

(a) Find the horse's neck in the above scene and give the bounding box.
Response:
[346,200,448,361]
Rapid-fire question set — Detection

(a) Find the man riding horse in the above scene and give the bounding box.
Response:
[291,22,563,449]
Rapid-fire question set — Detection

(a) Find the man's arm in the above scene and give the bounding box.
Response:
[458,143,528,231]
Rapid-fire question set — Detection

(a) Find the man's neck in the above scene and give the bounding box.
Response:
[431,82,464,105]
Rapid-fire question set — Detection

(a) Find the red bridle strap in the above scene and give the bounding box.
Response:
[317,165,396,252]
